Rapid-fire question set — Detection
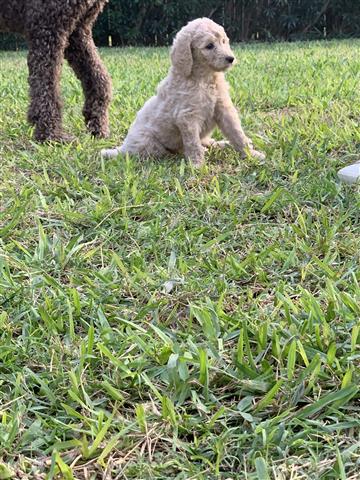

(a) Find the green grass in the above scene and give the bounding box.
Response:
[1,40,360,479]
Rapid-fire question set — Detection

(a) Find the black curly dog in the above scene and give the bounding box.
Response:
[0,0,112,142]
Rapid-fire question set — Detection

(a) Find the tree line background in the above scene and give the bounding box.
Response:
[1,0,360,49]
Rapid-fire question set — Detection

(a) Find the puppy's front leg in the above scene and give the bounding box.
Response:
[215,96,265,160]
[177,121,205,166]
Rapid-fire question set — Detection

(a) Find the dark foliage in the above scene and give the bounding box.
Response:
[1,0,360,49]
[92,0,360,46]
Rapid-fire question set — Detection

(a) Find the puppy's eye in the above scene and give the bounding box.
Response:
[205,43,215,50]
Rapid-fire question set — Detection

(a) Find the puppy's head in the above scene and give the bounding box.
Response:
[171,18,235,77]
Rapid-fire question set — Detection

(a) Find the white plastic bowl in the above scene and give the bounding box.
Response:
[338,163,360,184]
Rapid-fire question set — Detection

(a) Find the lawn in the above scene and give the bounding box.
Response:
[1,40,360,479]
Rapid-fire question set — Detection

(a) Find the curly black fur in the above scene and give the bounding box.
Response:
[0,0,112,141]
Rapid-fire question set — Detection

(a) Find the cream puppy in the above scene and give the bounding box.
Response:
[102,18,265,166]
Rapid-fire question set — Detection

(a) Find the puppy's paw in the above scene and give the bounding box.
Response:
[101,147,121,159]
[192,162,204,169]
[212,140,231,150]
[249,148,266,161]
[202,138,230,150]
[186,146,205,168]
[190,155,206,168]
[190,156,205,168]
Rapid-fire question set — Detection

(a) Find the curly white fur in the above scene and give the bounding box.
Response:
[102,18,265,166]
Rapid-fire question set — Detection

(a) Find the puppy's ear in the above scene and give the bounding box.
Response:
[170,30,193,77]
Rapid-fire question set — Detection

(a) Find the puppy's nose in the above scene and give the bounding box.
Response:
[226,56,235,64]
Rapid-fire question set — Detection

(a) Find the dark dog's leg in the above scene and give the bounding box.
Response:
[65,26,112,138]
[27,32,68,142]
